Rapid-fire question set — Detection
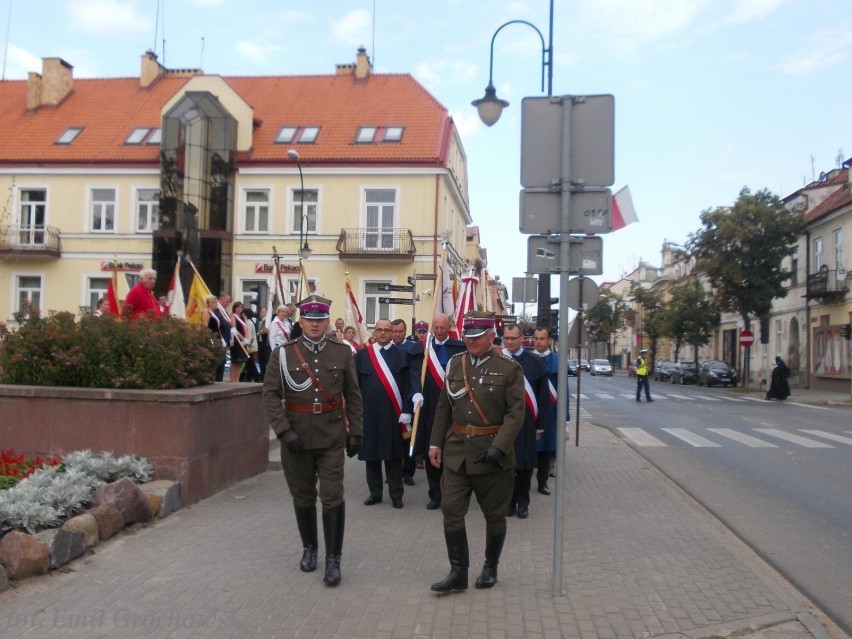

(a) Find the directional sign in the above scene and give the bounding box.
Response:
[414,273,437,281]
[739,329,755,347]
[520,188,612,235]
[379,284,414,293]
[378,297,414,305]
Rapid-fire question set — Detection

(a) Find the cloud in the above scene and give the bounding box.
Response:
[65,0,152,35]
[414,59,478,90]
[1,44,42,79]
[331,8,372,46]
[776,27,852,76]
[235,41,282,64]
[727,0,788,24]
[453,110,481,139]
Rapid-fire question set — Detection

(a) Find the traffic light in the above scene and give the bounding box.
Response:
[249,284,269,313]
[495,317,505,337]
[841,324,852,340]
[759,315,770,345]
[548,309,559,340]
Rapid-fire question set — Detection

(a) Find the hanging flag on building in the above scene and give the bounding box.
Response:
[611,186,638,231]
[167,261,186,320]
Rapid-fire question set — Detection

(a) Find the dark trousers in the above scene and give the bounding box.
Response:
[441,465,514,535]
[510,469,534,509]
[366,460,403,501]
[536,451,553,486]
[402,454,416,480]
[426,457,443,501]
[636,375,651,401]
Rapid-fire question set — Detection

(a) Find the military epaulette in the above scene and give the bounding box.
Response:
[448,351,466,361]
[282,339,298,346]
[496,352,516,363]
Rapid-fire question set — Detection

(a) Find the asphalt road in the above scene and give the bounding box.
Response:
[572,372,852,636]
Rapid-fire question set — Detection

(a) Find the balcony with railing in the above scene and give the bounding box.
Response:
[335,228,416,261]
[806,268,849,305]
[0,225,62,257]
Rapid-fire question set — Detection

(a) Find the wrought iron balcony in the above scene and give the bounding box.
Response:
[335,228,416,261]
[0,225,62,257]
[806,268,849,305]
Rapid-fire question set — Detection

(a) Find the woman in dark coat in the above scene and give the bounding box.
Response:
[766,356,791,400]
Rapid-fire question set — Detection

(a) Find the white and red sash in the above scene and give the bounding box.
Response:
[548,379,557,405]
[366,343,403,418]
[209,311,227,347]
[426,338,448,388]
[275,317,290,342]
[503,348,538,420]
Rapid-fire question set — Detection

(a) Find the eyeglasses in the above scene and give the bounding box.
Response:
[374,328,392,333]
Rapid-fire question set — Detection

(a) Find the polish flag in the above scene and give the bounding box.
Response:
[611,186,638,231]
[167,262,186,320]
[454,274,478,337]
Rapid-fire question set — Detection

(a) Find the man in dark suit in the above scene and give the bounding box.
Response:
[392,318,424,487]
[500,323,551,519]
[262,295,364,587]
[428,312,525,592]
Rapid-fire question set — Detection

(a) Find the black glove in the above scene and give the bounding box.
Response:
[346,435,363,458]
[280,430,303,455]
[473,446,505,467]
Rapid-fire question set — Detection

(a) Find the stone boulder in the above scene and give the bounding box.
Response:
[0,565,9,592]
[139,480,182,518]
[92,477,153,525]
[34,528,87,570]
[62,513,99,548]
[87,505,125,540]
[0,531,49,579]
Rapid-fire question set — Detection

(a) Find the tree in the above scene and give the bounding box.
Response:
[583,289,628,358]
[629,285,666,368]
[686,187,805,330]
[664,279,715,362]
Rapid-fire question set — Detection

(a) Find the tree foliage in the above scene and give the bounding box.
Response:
[628,285,666,365]
[583,289,628,357]
[686,187,804,329]
[664,279,715,362]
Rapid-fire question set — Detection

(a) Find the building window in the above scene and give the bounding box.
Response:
[18,188,46,246]
[136,188,160,232]
[286,278,317,302]
[16,275,42,316]
[298,126,320,143]
[88,277,110,312]
[275,126,297,144]
[364,281,391,326]
[291,189,318,234]
[383,126,404,142]
[355,127,377,143]
[833,229,843,268]
[813,238,823,271]
[364,189,396,249]
[147,128,162,145]
[125,128,151,145]
[244,190,270,233]
[240,279,270,312]
[91,188,116,232]
[56,127,83,144]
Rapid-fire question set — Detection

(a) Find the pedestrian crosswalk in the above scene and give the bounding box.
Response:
[615,426,852,449]
[579,392,747,403]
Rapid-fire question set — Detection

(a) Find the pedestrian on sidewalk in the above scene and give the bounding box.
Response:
[532,326,563,495]
[262,295,364,587]
[428,312,525,592]
[636,349,654,402]
[765,356,791,400]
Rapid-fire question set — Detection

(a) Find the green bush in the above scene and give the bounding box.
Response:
[0,309,223,389]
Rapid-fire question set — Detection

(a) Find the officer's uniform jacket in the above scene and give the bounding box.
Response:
[430,349,525,475]
[262,337,364,449]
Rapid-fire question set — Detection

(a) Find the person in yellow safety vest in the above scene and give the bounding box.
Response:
[635,349,654,403]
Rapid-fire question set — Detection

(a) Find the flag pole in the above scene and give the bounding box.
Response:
[409,242,447,457]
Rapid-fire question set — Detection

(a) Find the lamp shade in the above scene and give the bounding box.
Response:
[471,84,509,127]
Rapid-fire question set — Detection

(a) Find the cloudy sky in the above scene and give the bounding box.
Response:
[2,0,851,293]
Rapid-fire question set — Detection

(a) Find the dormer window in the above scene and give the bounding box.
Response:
[125,127,151,145]
[299,126,319,143]
[56,127,83,145]
[275,126,320,144]
[356,126,405,144]
[276,126,297,144]
[383,126,404,142]
[146,128,162,144]
[356,126,377,143]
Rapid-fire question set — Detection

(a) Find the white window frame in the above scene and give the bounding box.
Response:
[135,187,160,232]
[86,276,111,312]
[362,187,397,250]
[56,127,83,144]
[238,278,273,312]
[364,280,391,327]
[285,278,317,303]
[813,237,823,271]
[275,126,297,144]
[290,187,318,235]
[383,126,404,142]
[12,273,43,319]
[356,126,377,143]
[17,187,48,247]
[90,187,117,233]
[242,188,271,234]
[298,126,320,143]
[833,228,843,268]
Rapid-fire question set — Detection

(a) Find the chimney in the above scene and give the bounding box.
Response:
[140,50,166,88]
[335,47,373,79]
[27,58,74,109]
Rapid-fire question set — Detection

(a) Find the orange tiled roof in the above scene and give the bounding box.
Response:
[0,72,453,167]
[805,170,852,224]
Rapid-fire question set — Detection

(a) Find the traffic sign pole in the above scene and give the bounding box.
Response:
[740,329,754,390]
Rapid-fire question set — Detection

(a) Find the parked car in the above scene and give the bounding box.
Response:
[670,361,699,385]
[579,359,591,372]
[653,360,676,382]
[567,360,578,376]
[589,359,613,376]
[628,359,638,377]
[698,361,738,387]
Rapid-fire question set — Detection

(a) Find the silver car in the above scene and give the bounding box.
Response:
[589,359,613,376]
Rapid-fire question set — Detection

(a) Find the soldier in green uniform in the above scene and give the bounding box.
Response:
[262,295,364,587]
[428,311,526,592]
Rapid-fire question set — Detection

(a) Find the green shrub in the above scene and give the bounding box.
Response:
[0,310,222,389]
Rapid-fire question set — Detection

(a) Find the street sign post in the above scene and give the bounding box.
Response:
[378,284,414,293]
[739,329,755,347]
[566,277,600,312]
[520,188,612,235]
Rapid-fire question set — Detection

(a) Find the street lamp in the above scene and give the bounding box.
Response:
[471,0,553,126]
[286,149,311,260]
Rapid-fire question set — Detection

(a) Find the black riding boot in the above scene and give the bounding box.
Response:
[474,530,506,589]
[322,502,345,586]
[431,529,469,593]
[293,503,318,572]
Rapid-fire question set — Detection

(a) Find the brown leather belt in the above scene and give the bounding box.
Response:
[288,400,344,414]
[452,422,500,437]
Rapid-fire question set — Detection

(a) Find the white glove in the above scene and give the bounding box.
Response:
[230,327,239,337]
[399,413,412,426]
[412,393,424,411]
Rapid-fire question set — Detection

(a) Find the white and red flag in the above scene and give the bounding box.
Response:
[454,272,478,337]
[167,261,186,319]
[344,275,370,346]
[611,186,638,231]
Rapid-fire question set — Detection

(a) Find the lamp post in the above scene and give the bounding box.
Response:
[287,149,311,260]
[472,0,567,599]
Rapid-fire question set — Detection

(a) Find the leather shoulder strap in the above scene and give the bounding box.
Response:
[290,343,335,402]
[461,355,491,426]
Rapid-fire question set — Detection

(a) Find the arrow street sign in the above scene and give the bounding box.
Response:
[378,297,414,305]
[379,284,414,292]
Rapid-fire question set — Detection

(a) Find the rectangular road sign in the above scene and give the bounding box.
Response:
[527,236,604,275]
[378,297,414,305]
[378,284,414,293]
[414,273,437,280]
[521,95,615,189]
[511,276,538,303]
[520,188,612,235]
[527,236,559,274]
